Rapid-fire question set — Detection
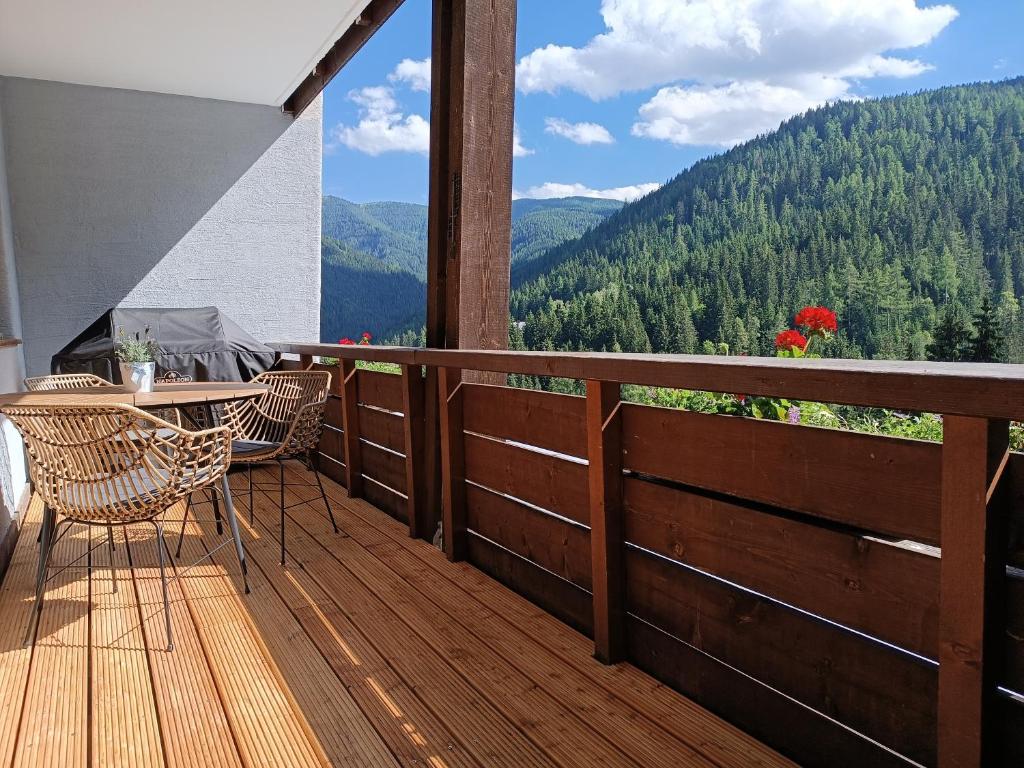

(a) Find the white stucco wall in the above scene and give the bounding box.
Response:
[0,77,322,375]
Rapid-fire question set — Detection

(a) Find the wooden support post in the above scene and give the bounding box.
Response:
[401,363,426,539]
[438,367,466,560]
[938,415,1009,768]
[299,354,314,370]
[586,379,625,664]
[340,358,364,498]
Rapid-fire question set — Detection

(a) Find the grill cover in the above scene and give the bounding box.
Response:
[52,307,278,383]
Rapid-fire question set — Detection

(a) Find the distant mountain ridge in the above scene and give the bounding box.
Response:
[510,77,1024,361]
[320,195,622,341]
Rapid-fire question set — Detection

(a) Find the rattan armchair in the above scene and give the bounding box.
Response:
[1,403,232,650]
[24,373,112,390]
[217,370,337,564]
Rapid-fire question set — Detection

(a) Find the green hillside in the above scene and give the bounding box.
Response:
[320,195,621,341]
[511,78,1024,362]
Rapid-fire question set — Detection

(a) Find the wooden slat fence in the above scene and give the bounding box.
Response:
[275,343,1024,768]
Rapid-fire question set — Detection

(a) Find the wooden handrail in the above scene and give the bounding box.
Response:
[270,342,1024,420]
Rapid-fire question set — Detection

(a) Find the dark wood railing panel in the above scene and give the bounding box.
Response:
[623,477,940,658]
[627,618,917,768]
[465,484,592,590]
[272,342,1024,768]
[362,476,407,523]
[626,549,937,765]
[463,433,589,525]
[324,393,343,429]
[467,533,594,636]
[359,407,406,454]
[1006,573,1024,693]
[360,441,407,496]
[622,403,942,544]
[357,368,405,412]
[462,383,587,458]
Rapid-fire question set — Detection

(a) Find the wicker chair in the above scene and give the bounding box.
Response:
[1,403,232,650]
[24,373,112,391]
[218,370,337,565]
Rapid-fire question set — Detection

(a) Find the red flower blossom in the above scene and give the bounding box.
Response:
[775,329,808,352]
[794,306,838,334]
[361,331,373,340]
[339,337,355,345]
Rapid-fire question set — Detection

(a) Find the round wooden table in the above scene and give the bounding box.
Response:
[0,381,269,594]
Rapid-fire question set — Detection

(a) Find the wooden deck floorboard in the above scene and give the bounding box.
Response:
[0,465,794,768]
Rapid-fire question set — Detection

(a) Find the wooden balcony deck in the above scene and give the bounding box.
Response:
[0,462,791,768]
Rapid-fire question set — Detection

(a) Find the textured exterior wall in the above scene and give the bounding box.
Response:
[0,77,322,375]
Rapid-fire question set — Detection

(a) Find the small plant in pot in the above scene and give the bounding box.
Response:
[115,326,159,393]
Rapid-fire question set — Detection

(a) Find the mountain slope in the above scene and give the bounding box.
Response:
[320,195,622,341]
[511,77,1024,361]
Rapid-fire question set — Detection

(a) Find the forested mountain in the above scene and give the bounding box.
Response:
[511,78,1024,361]
[321,195,621,341]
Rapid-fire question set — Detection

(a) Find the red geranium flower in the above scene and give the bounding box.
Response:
[775,329,808,352]
[361,331,372,340]
[339,337,355,345]
[794,306,838,334]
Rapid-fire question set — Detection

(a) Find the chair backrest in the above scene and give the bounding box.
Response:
[24,373,112,391]
[223,370,331,453]
[0,403,228,523]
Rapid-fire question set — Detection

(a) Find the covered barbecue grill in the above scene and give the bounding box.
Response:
[51,307,278,382]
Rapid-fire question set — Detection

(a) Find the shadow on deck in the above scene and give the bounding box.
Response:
[0,462,791,768]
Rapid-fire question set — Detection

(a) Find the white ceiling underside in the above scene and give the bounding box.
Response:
[0,0,367,106]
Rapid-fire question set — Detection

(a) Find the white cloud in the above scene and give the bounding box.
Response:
[544,118,615,145]
[513,181,660,202]
[633,77,852,147]
[517,0,958,146]
[513,124,533,157]
[330,86,429,156]
[389,57,431,92]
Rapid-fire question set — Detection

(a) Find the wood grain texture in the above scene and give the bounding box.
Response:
[587,380,625,663]
[623,477,940,658]
[465,483,592,589]
[356,369,404,412]
[462,383,587,458]
[438,367,466,560]
[269,343,1024,421]
[626,549,938,765]
[621,403,942,543]
[463,433,589,525]
[283,0,406,115]
[358,407,405,454]
[360,441,408,496]
[400,364,427,538]
[938,416,1010,768]
[341,358,364,497]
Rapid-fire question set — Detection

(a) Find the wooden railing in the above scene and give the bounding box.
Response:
[272,342,1024,768]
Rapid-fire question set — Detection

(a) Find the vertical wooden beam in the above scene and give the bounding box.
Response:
[424,0,517,540]
[426,0,517,365]
[401,363,426,539]
[586,379,625,664]
[340,358,364,498]
[299,354,314,370]
[438,367,466,560]
[938,415,1009,768]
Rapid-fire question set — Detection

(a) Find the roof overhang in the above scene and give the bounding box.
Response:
[0,0,368,106]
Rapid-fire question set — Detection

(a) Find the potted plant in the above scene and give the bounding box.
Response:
[115,326,159,392]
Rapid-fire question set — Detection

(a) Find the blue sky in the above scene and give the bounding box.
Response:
[321,0,1023,204]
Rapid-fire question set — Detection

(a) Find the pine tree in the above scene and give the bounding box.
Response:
[926,305,973,362]
[969,295,1006,362]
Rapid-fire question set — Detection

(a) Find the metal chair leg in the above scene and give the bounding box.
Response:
[25,515,60,647]
[279,459,286,566]
[154,521,173,651]
[209,485,224,536]
[309,451,338,533]
[107,523,116,552]
[248,464,254,525]
[174,495,192,558]
[219,474,250,594]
